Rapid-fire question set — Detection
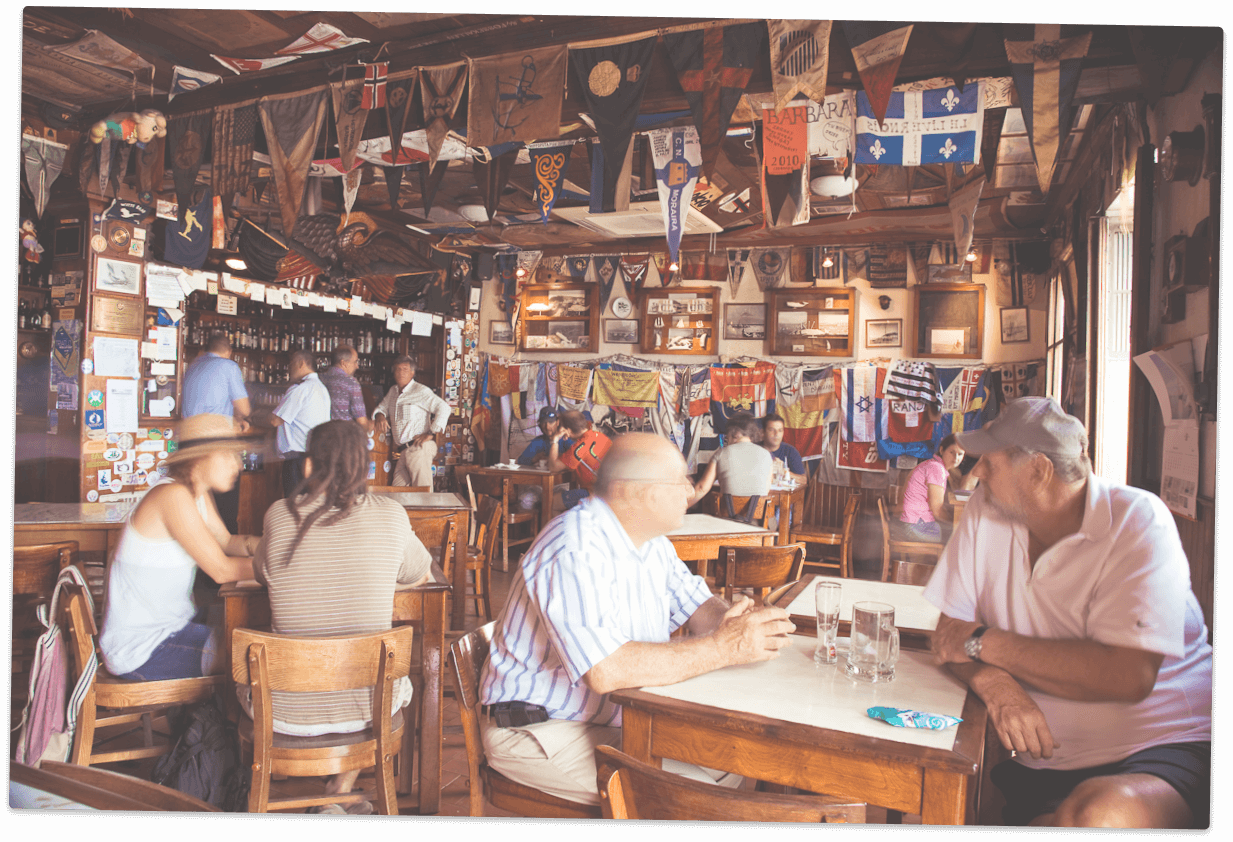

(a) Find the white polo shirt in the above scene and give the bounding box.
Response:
[924,476,1212,770]
[273,372,331,455]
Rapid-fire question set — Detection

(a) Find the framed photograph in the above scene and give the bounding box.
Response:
[1000,307,1031,343]
[604,319,639,344]
[468,285,482,311]
[94,256,142,297]
[724,304,766,340]
[930,328,968,355]
[865,318,902,348]
[914,283,985,358]
[489,320,514,345]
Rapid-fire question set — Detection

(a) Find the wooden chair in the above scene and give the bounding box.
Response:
[11,759,221,812]
[699,489,774,529]
[13,542,79,721]
[403,511,458,574]
[447,622,602,819]
[762,580,801,610]
[58,583,224,767]
[467,472,540,570]
[713,543,805,603]
[790,489,862,576]
[877,497,943,585]
[595,745,866,823]
[231,626,415,815]
[459,495,503,622]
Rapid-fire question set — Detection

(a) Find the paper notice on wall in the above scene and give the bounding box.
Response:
[146,265,186,305]
[1133,343,1201,518]
[322,297,337,313]
[93,336,140,378]
[410,311,433,337]
[105,378,139,433]
[249,283,266,303]
[1160,423,1199,519]
[218,293,238,315]
[155,326,177,359]
[1133,346,1197,426]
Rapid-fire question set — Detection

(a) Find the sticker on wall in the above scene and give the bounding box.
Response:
[366,437,374,451]
[147,429,163,440]
[86,410,105,431]
[86,490,99,502]
[134,469,148,486]
[87,390,104,408]
[103,447,122,461]
[166,440,177,454]
[107,433,119,444]
[383,460,392,473]
[82,359,94,374]
[163,428,174,439]
[96,469,112,489]
[118,433,135,451]
[115,461,133,475]
[367,461,377,480]
[136,453,155,469]
[109,478,123,493]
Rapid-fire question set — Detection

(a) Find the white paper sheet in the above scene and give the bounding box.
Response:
[1133,344,1202,517]
[105,379,139,432]
[410,311,433,336]
[93,337,140,379]
[145,266,186,303]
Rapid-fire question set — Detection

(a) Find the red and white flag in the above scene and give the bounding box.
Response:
[211,54,296,75]
[276,22,368,55]
[362,62,388,109]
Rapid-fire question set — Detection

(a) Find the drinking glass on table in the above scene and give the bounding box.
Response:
[813,582,842,665]
[845,601,899,683]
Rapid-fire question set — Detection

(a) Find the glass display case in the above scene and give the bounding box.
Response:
[518,283,600,352]
[638,287,720,355]
[766,289,855,356]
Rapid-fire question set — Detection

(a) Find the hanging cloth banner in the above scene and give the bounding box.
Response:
[727,248,751,297]
[384,69,420,158]
[766,19,833,113]
[212,54,297,74]
[588,138,634,213]
[528,140,573,223]
[647,125,702,264]
[473,145,520,221]
[167,109,212,222]
[278,22,369,55]
[558,365,593,402]
[854,82,985,166]
[885,360,943,407]
[420,61,468,168]
[811,246,848,284]
[594,369,661,409]
[838,364,880,443]
[570,36,657,216]
[259,89,328,239]
[164,186,212,270]
[384,165,404,210]
[211,102,257,203]
[21,135,67,218]
[466,45,567,148]
[331,76,369,173]
[709,363,777,435]
[949,176,985,258]
[805,91,857,159]
[865,244,909,288]
[650,253,672,287]
[169,65,221,100]
[679,252,727,282]
[663,22,763,178]
[761,103,811,229]
[566,255,592,280]
[841,21,914,127]
[1004,24,1093,194]
[362,62,388,110]
[594,255,620,312]
[619,255,650,297]
[750,247,790,290]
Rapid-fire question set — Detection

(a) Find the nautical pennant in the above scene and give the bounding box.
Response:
[663,22,763,177]
[211,54,297,75]
[865,245,908,288]
[528,140,572,223]
[466,46,567,147]
[588,138,634,213]
[761,103,811,228]
[276,22,368,55]
[420,62,468,169]
[331,76,369,173]
[766,19,833,112]
[619,255,650,297]
[841,21,914,127]
[854,83,985,166]
[594,255,620,312]
[258,89,328,238]
[418,159,448,215]
[566,256,592,280]
[472,144,520,222]
[1004,24,1093,194]
[169,65,221,101]
[166,109,212,222]
[647,125,702,264]
[949,176,985,258]
[726,248,751,297]
[570,37,657,217]
[362,62,388,110]
[750,247,790,290]
[211,102,258,202]
[384,166,403,210]
[21,135,67,218]
[384,69,420,158]
[679,252,727,282]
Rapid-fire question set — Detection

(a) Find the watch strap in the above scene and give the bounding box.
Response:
[965,625,990,661]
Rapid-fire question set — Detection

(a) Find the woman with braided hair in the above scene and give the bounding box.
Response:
[248,420,431,813]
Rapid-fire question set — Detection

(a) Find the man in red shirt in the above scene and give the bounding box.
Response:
[549,410,612,508]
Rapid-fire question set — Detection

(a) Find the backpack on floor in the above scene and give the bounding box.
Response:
[151,693,250,812]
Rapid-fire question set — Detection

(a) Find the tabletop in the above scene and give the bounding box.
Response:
[14,501,137,526]
[475,464,570,476]
[667,513,776,538]
[369,490,469,510]
[783,575,941,633]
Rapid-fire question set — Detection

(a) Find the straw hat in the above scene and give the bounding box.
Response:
[164,414,249,465]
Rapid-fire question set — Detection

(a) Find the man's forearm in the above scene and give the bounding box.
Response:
[978,629,1162,703]
[584,636,728,695]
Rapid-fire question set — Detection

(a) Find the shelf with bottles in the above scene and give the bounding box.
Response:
[17,297,55,332]
[638,287,719,355]
[766,289,856,357]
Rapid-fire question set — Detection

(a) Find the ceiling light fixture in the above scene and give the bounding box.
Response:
[821,252,834,269]
[965,249,978,263]
[810,175,859,198]
[668,261,679,273]
[515,267,527,278]
[224,257,248,271]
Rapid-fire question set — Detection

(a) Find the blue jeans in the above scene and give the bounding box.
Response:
[120,621,219,681]
[898,518,942,542]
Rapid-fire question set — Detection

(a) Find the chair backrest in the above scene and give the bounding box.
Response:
[595,745,866,823]
[448,621,497,777]
[60,582,99,684]
[714,543,805,603]
[14,541,77,599]
[762,579,801,610]
[465,471,509,503]
[718,494,773,528]
[404,511,456,562]
[12,759,222,812]
[231,626,415,694]
[839,494,861,574]
[474,494,503,559]
[803,479,858,529]
[877,497,942,583]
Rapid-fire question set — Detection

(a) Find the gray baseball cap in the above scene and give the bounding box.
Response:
[957,397,1087,458]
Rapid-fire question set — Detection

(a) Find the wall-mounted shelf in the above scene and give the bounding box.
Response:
[767,289,855,357]
[518,283,600,352]
[638,287,719,355]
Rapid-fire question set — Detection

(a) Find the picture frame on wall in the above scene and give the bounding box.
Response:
[865,318,903,348]
[1000,307,1031,343]
[94,256,141,297]
[914,283,985,358]
[489,320,514,345]
[723,303,766,340]
[604,319,639,344]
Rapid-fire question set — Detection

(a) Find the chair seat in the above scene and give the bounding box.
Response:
[93,670,224,709]
[789,527,843,546]
[238,708,406,751]
[237,705,407,778]
[483,764,602,819]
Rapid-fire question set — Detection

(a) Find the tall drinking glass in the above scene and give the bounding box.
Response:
[813,582,842,665]
[845,601,899,683]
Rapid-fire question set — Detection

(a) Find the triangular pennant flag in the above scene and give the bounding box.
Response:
[211,54,297,74]
[527,140,572,223]
[164,187,212,270]
[750,247,790,290]
[258,89,328,238]
[594,255,620,312]
[620,255,651,296]
[22,136,67,218]
[385,69,419,153]
[663,23,763,177]
[275,22,368,55]
[212,102,258,202]
[167,109,211,220]
[842,21,914,126]
[96,135,111,199]
[932,23,982,93]
[727,248,751,297]
[212,194,227,249]
[473,145,520,222]
[384,165,404,210]
[760,103,811,228]
[949,176,985,257]
[418,159,448,215]
[467,45,567,147]
[340,166,363,221]
[650,253,672,287]
[134,135,164,205]
[570,37,657,214]
[331,76,369,173]
[170,65,221,101]
[420,62,467,168]
[766,20,833,112]
[362,62,388,110]
[566,255,592,280]
[648,125,702,264]
[1004,24,1093,194]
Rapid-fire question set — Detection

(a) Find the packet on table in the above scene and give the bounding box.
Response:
[866,706,961,730]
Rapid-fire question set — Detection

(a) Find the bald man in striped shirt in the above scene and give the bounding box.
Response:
[478,432,794,806]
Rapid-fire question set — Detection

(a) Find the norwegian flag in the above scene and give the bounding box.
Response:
[276,22,368,55]
[362,62,388,109]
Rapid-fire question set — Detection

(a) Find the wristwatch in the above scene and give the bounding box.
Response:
[963,626,990,661]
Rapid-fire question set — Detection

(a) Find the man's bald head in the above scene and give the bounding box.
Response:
[593,433,686,499]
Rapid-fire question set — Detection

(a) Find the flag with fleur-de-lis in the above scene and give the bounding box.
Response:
[854,82,985,166]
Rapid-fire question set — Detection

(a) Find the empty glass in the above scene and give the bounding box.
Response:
[845,601,899,683]
[813,582,842,665]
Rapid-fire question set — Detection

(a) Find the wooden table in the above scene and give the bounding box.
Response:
[666,513,776,579]
[766,482,806,544]
[949,490,973,526]
[612,639,987,825]
[218,564,450,814]
[467,464,571,531]
[13,501,137,555]
[775,574,941,651]
[371,491,471,630]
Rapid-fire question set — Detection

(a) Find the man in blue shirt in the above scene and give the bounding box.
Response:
[763,413,806,485]
[517,406,571,466]
[269,350,331,497]
[182,332,251,531]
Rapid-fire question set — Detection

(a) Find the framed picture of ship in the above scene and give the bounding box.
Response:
[723,304,766,340]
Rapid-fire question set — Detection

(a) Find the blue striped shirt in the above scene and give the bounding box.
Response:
[478,495,713,727]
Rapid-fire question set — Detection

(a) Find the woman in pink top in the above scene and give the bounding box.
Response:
[897,434,965,542]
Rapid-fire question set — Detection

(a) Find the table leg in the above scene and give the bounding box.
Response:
[620,708,660,769]
[418,591,445,814]
[921,768,968,825]
[450,510,470,630]
[542,475,555,529]
[220,593,250,721]
[778,497,790,545]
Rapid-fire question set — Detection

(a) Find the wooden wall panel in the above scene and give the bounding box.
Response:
[1174,497,1215,638]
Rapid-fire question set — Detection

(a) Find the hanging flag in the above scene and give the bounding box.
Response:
[340,166,363,220]
[949,176,985,258]
[421,62,468,168]
[384,166,403,210]
[164,187,212,270]
[571,37,657,217]
[811,246,847,284]
[331,76,369,173]
[854,83,985,166]
[588,138,634,213]
[838,364,880,443]
[841,21,914,126]
[166,109,211,222]
[679,252,727,282]
[211,102,258,202]
[779,365,835,460]
[650,253,673,287]
[565,256,592,280]
[528,140,572,223]
[726,248,751,297]
[761,103,811,228]
[837,438,888,472]
[664,22,762,177]
[211,54,297,74]
[805,91,857,158]
[884,360,943,407]
[47,29,153,74]
[766,20,833,112]
[169,65,221,101]
[467,46,567,147]
[1004,24,1093,194]
[362,62,388,109]
[865,245,908,288]
[21,135,67,218]
[709,362,777,435]
[594,255,620,312]
[750,247,790,290]
[619,255,651,297]
[594,369,661,409]
[648,125,702,264]
[103,199,149,222]
[558,365,593,402]
[258,89,328,238]
[385,69,419,156]
[276,22,368,55]
[418,159,448,215]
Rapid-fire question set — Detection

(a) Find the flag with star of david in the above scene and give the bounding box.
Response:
[854,82,985,166]
[838,364,880,443]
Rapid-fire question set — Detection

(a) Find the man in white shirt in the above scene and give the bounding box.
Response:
[372,355,451,488]
[925,397,1211,828]
[269,350,331,497]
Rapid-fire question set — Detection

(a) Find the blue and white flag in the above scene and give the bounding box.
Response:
[169,66,221,101]
[855,82,984,166]
[648,126,701,264]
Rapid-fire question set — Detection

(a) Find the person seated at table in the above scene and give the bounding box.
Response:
[897,434,965,542]
[688,412,773,518]
[250,420,432,813]
[517,406,571,467]
[548,409,611,509]
[479,432,795,806]
[950,451,980,492]
[926,398,1211,828]
[100,414,257,682]
[762,413,806,486]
